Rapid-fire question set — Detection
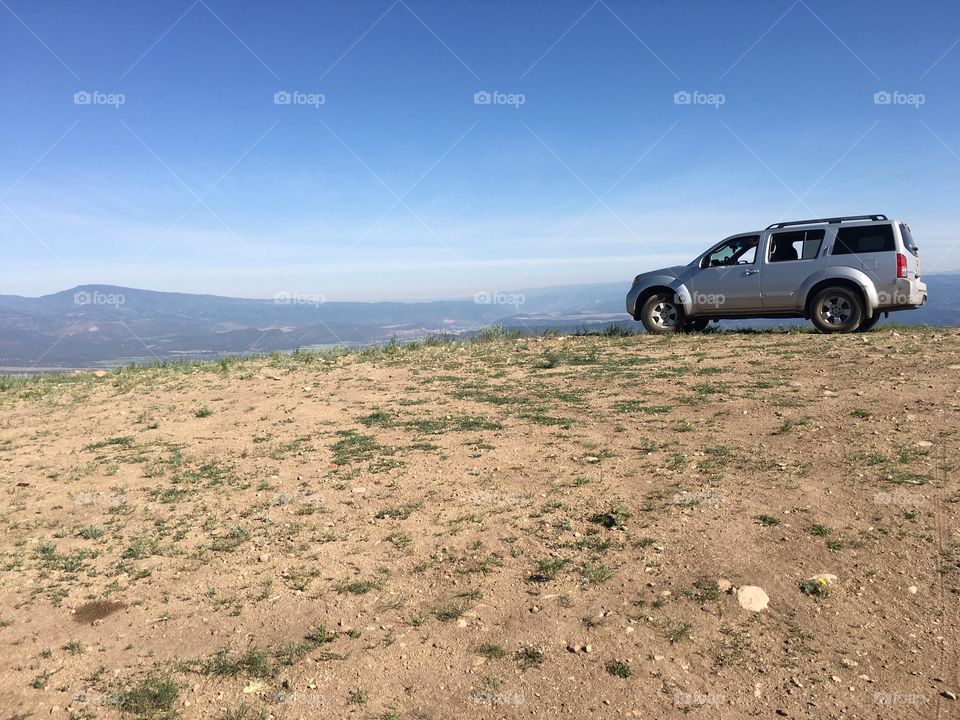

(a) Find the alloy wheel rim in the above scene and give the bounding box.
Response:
[820,296,851,325]
[652,301,679,328]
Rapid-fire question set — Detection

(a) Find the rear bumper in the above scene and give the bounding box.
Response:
[876,279,927,310]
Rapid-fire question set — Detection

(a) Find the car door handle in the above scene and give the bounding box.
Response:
[743,269,760,275]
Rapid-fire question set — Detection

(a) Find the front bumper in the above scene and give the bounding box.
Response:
[626,284,643,319]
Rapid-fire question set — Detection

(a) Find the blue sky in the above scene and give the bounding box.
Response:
[2,0,959,300]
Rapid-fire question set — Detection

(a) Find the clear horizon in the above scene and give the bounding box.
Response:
[4,0,959,300]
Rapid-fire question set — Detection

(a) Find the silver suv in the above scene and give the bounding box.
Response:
[626,214,927,334]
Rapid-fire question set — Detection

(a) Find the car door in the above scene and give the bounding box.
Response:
[687,234,763,313]
[761,228,828,310]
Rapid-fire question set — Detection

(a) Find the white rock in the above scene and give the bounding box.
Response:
[736,585,769,612]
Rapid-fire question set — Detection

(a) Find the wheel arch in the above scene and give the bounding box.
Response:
[634,283,692,319]
[804,278,870,319]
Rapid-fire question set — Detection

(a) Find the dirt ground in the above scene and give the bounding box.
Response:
[1,328,958,720]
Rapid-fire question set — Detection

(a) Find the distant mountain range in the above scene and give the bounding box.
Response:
[1,274,958,369]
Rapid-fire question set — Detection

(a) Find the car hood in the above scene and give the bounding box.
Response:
[636,265,689,281]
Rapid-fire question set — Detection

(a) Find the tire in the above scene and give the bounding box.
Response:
[640,293,685,334]
[682,318,710,333]
[855,314,881,333]
[809,286,864,334]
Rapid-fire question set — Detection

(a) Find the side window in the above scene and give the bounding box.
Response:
[769,229,825,262]
[832,224,895,255]
[702,235,759,268]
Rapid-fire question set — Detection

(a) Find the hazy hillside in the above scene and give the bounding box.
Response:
[1,275,957,368]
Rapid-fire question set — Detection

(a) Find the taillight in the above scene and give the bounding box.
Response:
[896,253,907,279]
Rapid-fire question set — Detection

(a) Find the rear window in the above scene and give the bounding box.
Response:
[832,224,895,255]
[769,229,825,262]
[899,223,919,257]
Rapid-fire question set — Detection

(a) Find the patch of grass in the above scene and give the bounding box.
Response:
[774,416,811,435]
[358,409,397,427]
[808,523,831,536]
[78,526,104,540]
[195,405,213,418]
[375,501,422,520]
[530,556,571,582]
[579,561,614,584]
[117,674,178,716]
[305,625,337,645]
[850,409,871,419]
[347,688,368,705]
[83,436,134,452]
[385,531,412,549]
[666,622,693,645]
[754,514,780,527]
[63,640,84,655]
[330,430,387,466]
[590,505,630,529]
[799,578,829,598]
[477,643,507,659]
[210,526,250,552]
[336,578,379,595]
[605,660,632,678]
[515,646,544,669]
[434,602,468,621]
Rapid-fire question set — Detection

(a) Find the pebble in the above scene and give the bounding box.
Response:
[908,585,918,594]
[717,578,733,593]
[942,691,957,701]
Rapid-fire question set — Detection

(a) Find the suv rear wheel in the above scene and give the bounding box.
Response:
[855,314,881,333]
[809,286,863,334]
[682,318,710,333]
[640,293,684,334]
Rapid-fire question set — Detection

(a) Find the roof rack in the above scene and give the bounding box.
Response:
[765,214,888,230]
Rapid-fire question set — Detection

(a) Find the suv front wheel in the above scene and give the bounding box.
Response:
[640,293,685,334]
[809,286,864,334]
